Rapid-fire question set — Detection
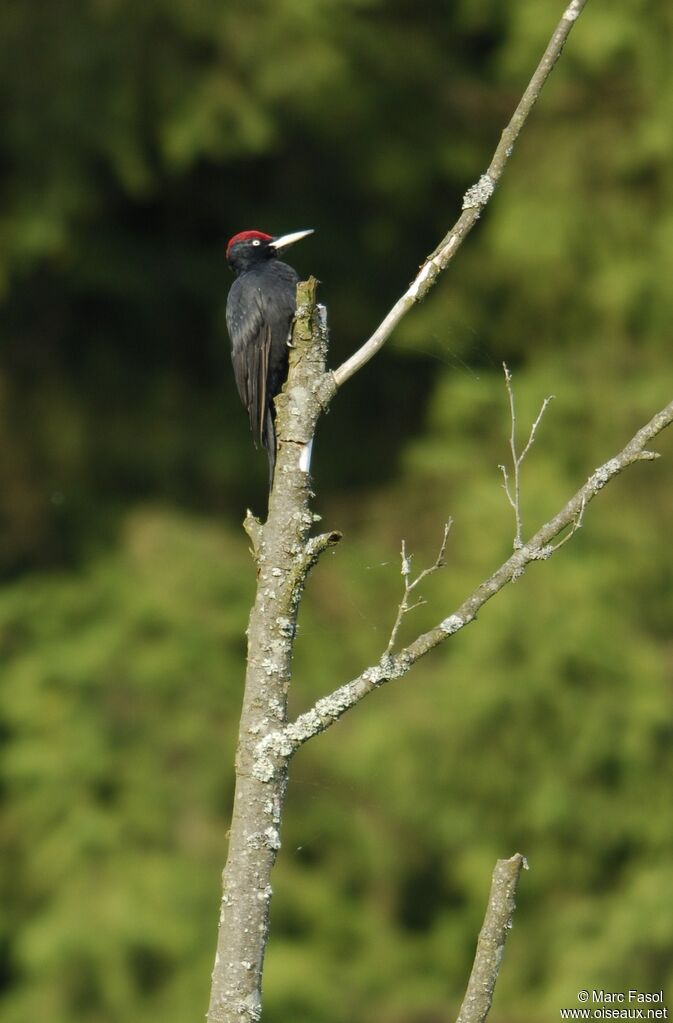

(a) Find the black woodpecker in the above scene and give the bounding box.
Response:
[225,228,314,485]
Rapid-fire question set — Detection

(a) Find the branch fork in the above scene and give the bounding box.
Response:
[498,363,554,550]
[385,521,452,656]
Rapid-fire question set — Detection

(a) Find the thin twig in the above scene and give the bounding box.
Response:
[455,854,528,1023]
[385,522,451,656]
[499,364,554,549]
[332,0,590,389]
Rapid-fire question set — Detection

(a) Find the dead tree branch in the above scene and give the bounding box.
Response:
[207,281,333,1023]
[455,854,528,1023]
[332,0,590,388]
[253,394,673,775]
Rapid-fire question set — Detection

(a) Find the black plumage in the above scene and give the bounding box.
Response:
[225,229,313,484]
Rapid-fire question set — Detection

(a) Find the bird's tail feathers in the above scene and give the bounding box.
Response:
[263,406,276,489]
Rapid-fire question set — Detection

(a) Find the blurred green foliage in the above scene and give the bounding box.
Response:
[1,0,673,1021]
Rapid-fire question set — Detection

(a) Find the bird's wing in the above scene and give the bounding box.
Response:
[256,324,272,448]
[227,284,272,449]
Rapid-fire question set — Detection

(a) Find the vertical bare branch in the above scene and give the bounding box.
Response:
[455,854,528,1023]
[207,281,334,1023]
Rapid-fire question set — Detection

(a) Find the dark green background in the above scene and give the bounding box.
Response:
[1,1,673,1020]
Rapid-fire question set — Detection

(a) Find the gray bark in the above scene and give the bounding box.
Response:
[207,280,337,1023]
[456,854,527,1023]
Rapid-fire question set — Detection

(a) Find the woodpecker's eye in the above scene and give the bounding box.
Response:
[252,239,261,246]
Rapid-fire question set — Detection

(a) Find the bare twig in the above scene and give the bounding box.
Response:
[332,0,590,389]
[253,393,673,773]
[498,364,554,549]
[455,854,528,1023]
[385,522,451,656]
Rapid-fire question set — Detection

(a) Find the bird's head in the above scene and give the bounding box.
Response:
[225,229,314,274]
